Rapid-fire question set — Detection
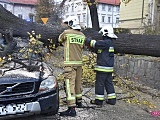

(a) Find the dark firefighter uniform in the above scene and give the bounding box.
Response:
[58,29,85,107]
[86,36,116,105]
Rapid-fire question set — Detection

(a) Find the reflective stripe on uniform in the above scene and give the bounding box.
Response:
[65,79,75,101]
[66,36,70,61]
[66,34,85,45]
[64,34,85,63]
[90,40,96,48]
[97,49,102,53]
[107,93,116,99]
[75,94,82,98]
[58,38,62,43]
[95,94,105,100]
[109,47,114,52]
[64,61,83,65]
[94,65,113,72]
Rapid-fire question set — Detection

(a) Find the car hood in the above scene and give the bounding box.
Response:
[0,62,52,80]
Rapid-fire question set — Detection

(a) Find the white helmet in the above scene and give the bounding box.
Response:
[99,25,118,38]
[63,16,81,30]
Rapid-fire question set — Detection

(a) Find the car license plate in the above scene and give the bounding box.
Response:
[0,104,27,115]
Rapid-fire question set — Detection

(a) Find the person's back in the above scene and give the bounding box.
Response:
[58,16,85,117]
[85,25,117,106]
[59,29,85,66]
[95,37,114,68]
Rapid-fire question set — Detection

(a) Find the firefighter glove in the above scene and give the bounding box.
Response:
[85,37,92,46]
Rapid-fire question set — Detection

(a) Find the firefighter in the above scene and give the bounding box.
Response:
[85,25,117,106]
[58,16,86,117]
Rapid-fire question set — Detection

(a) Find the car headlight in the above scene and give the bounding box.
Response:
[39,76,57,92]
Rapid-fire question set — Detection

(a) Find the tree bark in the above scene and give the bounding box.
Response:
[83,29,160,57]
[87,0,100,31]
[0,4,65,47]
[0,5,160,57]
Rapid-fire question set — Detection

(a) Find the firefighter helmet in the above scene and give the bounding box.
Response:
[99,25,118,38]
[63,16,81,30]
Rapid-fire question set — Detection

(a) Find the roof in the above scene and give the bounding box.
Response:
[9,0,38,5]
[98,0,120,5]
[0,0,10,3]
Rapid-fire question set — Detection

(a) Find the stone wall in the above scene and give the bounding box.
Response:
[114,54,160,90]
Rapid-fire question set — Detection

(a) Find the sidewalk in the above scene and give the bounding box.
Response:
[58,86,160,120]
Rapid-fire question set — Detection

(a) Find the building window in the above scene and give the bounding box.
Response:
[77,15,80,22]
[18,14,23,19]
[116,17,119,23]
[83,14,86,22]
[72,5,74,12]
[108,5,111,12]
[20,6,22,10]
[108,17,111,23]
[29,14,34,22]
[102,4,105,11]
[66,6,69,12]
[116,6,119,12]
[66,15,69,19]
[102,16,105,23]
[4,4,7,9]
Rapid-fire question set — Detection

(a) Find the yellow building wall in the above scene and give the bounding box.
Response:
[119,0,149,33]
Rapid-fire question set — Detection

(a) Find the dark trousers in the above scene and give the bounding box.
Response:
[95,72,115,98]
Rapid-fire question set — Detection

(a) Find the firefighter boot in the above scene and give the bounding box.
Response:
[90,99,103,106]
[76,98,83,108]
[59,107,76,117]
[106,98,116,105]
[76,102,82,108]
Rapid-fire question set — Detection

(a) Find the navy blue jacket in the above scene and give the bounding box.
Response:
[89,37,114,72]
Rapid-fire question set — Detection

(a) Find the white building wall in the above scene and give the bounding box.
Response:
[0,1,36,22]
[13,4,36,21]
[0,1,13,13]
[63,0,120,28]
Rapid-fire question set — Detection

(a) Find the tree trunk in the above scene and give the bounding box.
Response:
[0,5,160,57]
[87,0,100,31]
[0,4,65,47]
[83,29,160,57]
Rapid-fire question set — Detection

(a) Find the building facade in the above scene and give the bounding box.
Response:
[63,0,120,28]
[119,0,160,34]
[154,0,160,31]
[0,0,37,22]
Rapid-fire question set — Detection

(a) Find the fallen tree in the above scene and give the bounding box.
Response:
[0,4,160,57]
[83,29,160,57]
[0,4,65,46]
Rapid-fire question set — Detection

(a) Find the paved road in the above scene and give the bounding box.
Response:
[6,87,160,120]
[8,100,160,120]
